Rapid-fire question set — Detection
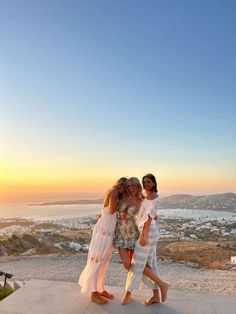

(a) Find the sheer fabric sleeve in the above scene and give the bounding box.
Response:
[136,198,159,231]
[149,198,159,219]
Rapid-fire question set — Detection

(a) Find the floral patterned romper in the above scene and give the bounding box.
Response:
[113,201,140,250]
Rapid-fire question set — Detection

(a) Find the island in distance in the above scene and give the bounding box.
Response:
[29,193,236,212]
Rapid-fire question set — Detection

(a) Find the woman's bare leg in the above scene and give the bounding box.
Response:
[123,266,168,305]
[128,250,134,261]
[143,266,169,302]
[118,248,132,270]
[122,291,132,305]
[144,288,160,305]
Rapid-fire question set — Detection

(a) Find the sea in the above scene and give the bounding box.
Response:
[0,202,235,221]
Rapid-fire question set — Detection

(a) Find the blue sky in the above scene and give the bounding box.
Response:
[0,0,236,199]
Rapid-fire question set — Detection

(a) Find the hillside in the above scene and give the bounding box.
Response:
[159,193,236,211]
[29,193,236,211]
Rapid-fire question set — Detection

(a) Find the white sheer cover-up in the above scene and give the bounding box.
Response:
[78,206,117,294]
[125,197,160,291]
[136,197,159,231]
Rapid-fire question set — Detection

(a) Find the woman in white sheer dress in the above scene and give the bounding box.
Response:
[78,177,127,304]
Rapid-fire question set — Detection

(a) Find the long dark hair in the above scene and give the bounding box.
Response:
[142,173,158,193]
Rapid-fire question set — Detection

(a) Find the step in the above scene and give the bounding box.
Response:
[0,280,26,291]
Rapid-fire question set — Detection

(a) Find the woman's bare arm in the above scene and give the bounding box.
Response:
[140,215,152,246]
[108,189,119,214]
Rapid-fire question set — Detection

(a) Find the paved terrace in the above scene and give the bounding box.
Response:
[0,280,235,314]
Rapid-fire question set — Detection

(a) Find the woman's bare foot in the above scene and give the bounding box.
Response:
[91,292,108,304]
[99,290,114,299]
[144,290,160,305]
[160,283,169,302]
[121,291,131,305]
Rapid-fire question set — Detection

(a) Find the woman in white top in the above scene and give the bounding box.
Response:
[79,177,127,304]
[122,174,169,305]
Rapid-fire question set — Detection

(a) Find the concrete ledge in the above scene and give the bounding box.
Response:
[0,279,235,314]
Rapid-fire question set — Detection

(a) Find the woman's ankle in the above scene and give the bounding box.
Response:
[153,289,159,297]
[91,291,98,296]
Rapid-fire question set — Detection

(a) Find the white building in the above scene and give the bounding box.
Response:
[190,234,198,240]
[231,256,236,264]
[36,229,55,237]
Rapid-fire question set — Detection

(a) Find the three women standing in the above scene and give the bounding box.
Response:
[79,174,169,306]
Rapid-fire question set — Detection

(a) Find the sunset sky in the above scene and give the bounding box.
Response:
[1,1,236,203]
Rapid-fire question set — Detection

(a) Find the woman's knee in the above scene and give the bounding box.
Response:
[123,260,131,270]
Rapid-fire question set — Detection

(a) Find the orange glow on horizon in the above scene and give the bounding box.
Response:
[1,175,235,204]
[1,158,235,204]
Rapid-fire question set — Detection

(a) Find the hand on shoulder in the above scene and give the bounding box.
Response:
[147,192,158,200]
[111,188,119,197]
[152,192,158,199]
